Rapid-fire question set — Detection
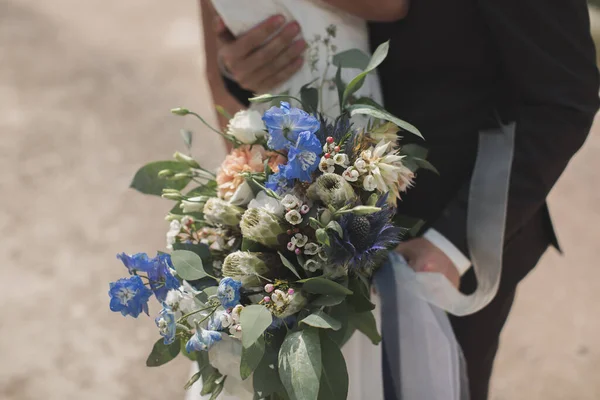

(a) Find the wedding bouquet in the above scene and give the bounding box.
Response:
[109,42,434,400]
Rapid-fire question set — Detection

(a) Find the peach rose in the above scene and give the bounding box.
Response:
[216,145,286,204]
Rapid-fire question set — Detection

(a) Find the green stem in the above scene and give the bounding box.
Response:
[188,112,240,145]
[178,305,219,323]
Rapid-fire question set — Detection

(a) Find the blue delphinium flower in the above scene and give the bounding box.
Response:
[109,275,153,318]
[330,195,404,273]
[155,304,177,345]
[117,252,179,302]
[266,165,294,194]
[263,102,320,151]
[284,131,322,182]
[186,328,222,352]
[217,277,242,309]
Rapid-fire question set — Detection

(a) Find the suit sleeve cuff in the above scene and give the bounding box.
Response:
[423,228,472,276]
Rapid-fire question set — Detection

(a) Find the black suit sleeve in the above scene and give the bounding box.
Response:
[431,0,599,256]
[223,76,253,108]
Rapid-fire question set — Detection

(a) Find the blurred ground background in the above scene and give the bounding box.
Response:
[0,0,598,399]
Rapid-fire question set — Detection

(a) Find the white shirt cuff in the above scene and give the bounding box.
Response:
[423,229,472,276]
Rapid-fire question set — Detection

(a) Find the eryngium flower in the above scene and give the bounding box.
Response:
[330,196,404,275]
[222,251,279,287]
[240,207,285,247]
[307,173,357,208]
[203,198,244,226]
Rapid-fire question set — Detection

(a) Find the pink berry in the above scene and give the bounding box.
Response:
[287,288,295,295]
[287,229,293,235]
[324,153,331,159]
[295,248,302,255]
[326,136,334,144]
[334,146,340,152]
[263,296,271,303]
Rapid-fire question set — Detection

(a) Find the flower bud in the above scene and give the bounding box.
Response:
[240,207,286,247]
[171,107,190,116]
[161,192,184,201]
[171,172,192,181]
[158,169,175,178]
[348,205,382,215]
[222,251,279,287]
[173,151,200,168]
[203,198,244,226]
[181,199,205,213]
[307,173,357,209]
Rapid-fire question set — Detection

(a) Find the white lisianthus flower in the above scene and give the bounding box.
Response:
[319,157,335,173]
[228,181,254,206]
[248,190,284,217]
[342,167,360,182]
[166,220,181,250]
[285,209,303,225]
[281,194,302,209]
[226,110,266,144]
[333,153,349,166]
[180,200,204,213]
[363,175,377,192]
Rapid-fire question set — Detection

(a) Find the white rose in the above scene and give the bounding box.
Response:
[226,110,266,144]
[229,181,254,206]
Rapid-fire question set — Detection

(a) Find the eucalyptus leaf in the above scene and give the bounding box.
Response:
[146,338,180,367]
[399,143,428,159]
[253,345,286,398]
[349,311,382,345]
[327,303,355,348]
[347,278,376,313]
[171,250,207,281]
[278,329,322,400]
[347,104,424,139]
[300,277,352,296]
[414,157,440,174]
[342,41,389,106]
[318,333,349,400]
[278,252,302,280]
[311,294,345,307]
[130,161,190,196]
[325,221,343,238]
[240,305,273,348]
[300,310,341,331]
[332,48,370,70]
[172,242,212,266]
[241,335,265,380]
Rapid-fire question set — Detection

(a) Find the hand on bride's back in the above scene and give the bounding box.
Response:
[215,15,307,93]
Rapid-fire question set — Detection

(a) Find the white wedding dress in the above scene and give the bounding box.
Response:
[188,1,470,399]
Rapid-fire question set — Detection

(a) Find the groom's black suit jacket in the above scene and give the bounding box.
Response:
[221,1,599,398]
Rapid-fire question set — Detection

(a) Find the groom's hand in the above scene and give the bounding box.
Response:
[215,15,307,93]
[396,238,461,289]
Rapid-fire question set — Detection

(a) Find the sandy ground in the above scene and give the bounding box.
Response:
[0,1,598,399]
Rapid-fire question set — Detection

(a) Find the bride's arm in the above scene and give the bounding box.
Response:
[200,0,246,135]
[321,0,409,21]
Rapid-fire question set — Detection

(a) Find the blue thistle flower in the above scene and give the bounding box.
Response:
[186,328,222,352]
[284,131,322,182]
[108,275,153,318]
[315,114,356,155]
[330,196,404,273]
[217,277,242,309]
[263,102,320,151]
[155,304,177,345]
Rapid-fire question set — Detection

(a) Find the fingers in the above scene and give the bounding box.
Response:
[247,39,306,92]
[219,15,286,66]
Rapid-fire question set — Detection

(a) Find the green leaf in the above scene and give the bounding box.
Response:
[146,338,180,367]
[201,370,221,396]
[347,104,424,139]
[180,337,198,361]
[332,48,370,70]
[399,143,428,159]
[334,66,346,114]
[325,221,343,238]
[318,333,349,400]
[311,294,346,307]
[278,252,302,280]
[300,84,319,115]
[278,329,322,400]
[171,250,207,281]
[414,157,440,174]
[352,96,384,109]
[327,304,355,348]
[301,277,352,296]
[209,380,225,400]
[240,305,273,348]
[342,41,389,106]
[242,238,266,252]
[349,311,382,345]
[130,161,190,196]
[300,310,341,331]
[169,182,217,216]
[347,278,376,313]
[249,94,298,105]
[172,242,212,265]
[180,129,193,149]
[315,228,330,247]
[240,335,265,380]
[254,345,286,398]
[184,371,201,390]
